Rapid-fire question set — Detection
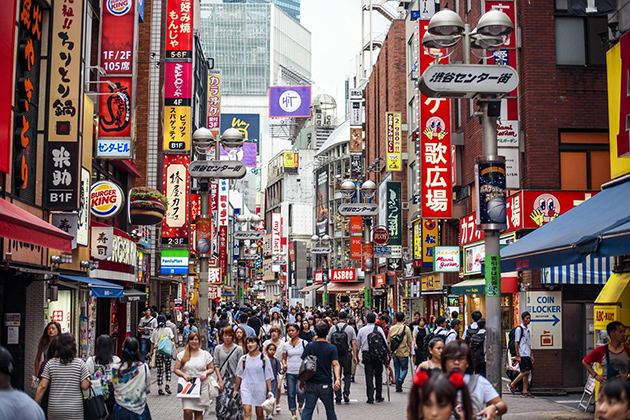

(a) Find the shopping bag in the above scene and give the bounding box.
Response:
[83,386,107,420]
[149,350,156,369]
[177,377,202,398]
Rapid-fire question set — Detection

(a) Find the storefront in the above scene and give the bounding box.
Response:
[320,280,364,310]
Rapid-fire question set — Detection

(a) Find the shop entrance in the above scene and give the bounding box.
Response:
[562,302,587,387]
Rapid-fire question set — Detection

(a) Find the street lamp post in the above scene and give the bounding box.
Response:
[420,8,515,392]
[310,234,331,307]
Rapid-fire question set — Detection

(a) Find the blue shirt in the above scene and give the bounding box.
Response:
[238,323,257,338]
[302,340,338,384]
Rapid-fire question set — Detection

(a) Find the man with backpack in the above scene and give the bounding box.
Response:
[470,318,487,376]
[508,311,533,397]
[326,311,357,403]
[583,321,630,383]
[356,312,389,404]
[462,310,482,344]
[387,312,413,392]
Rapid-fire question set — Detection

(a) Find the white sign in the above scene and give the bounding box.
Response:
[165,162,187,228]
[464,243,484,275]
[526,291,562,350]
[208,286,221,300]
[218,179,229,226]
[208,268,221,284]
[338,203,379,217]
[51,212,78,249]
[497,120,519,147]
[349,89,363,99]
[434,246,460,272]
[418,0,436,18]
[272,213,282,256]
[96,139,132,159]
[91,227,114,260]
[234,231,263,240]
[311,247,331,254]
[77,169,90,246]
[421,65,519,99]
[188,160,247,179]
[109,235,137,266]
[350,100,362,126]
[499,147,520,190]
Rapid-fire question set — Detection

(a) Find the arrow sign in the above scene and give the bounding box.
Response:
[188,160,247,179]
[338,203,379,217]
[234,231,263,240]
[531,314,560,327]
[311,247,331,254]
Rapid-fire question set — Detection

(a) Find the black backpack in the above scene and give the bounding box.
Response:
[464,326,479,345]
[368,325,389,364]
[423,327,443,355]
[260,325,272,343]
[507,325,524,358]
[470,331,486,365]
[330,324,350,356]
[389,325,407,353]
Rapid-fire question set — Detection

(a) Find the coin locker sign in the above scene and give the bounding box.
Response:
[526,291,562,350]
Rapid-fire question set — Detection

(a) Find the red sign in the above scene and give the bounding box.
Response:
[0,0,16,173]
[161,154,190,246]
[165,62,192,102]
[98,77,133,138]
[350,236,362,260]
[373,226,390,245]
[350,216,363,234]
[618,32,630,157]
[330,269,356,282]
[315,271,323,283]
[219,225,227,277]
[362,242,374,271]
[374,273,386,289]
[166,0,193,59]
[419,20,452,218]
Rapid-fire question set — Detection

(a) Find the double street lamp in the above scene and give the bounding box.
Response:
[190,126,244,350]
[310,234,331,307]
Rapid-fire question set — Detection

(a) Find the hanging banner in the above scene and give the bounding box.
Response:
[77,168,90,246]
[219,226,227,277]
[350,100,362,126]
[350,127,362,154]
[161,154,189,246]
[419,20,452,218]
[166,0,193,59]
[0,0,17,174]
[315,166,329,236]
[475,158,507,231]
[421,219,438,268]
[91,227,114,260]
[413,220,422,265]
[350,236,362,260]
[351,154,362,178]
[163,61,192,152]
[207,70,221,130]
[51,213,78,249]
[386,182,402,246]
[218,179,228,226]
[362,242,374,272]
[272,213,282,255]
[386,112,402,171]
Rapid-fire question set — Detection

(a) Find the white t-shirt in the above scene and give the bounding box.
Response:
[514,325,532,357]
[465,373,499,406]
[283,339,307,375]
[150,326,175,346]
[139,316,157,340]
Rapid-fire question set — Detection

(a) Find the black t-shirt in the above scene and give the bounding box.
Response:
[248,317,262,335]
[302,340,338,384]
[299,330,314,342]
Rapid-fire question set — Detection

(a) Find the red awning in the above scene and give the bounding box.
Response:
[0,198,73,252]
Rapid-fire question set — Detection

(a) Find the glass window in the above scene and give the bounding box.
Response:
[556,18,586,65]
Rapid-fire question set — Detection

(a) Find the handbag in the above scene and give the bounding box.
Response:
[208,376,220,399]
[149,350,157,369]
[297,343,317,382]
[83,386,107,420]
[177,376,202,398]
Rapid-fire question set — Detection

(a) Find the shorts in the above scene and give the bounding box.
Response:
[520,356,533,373]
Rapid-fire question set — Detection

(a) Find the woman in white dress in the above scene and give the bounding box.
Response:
[233,336,275,420]
[174,331,222,420]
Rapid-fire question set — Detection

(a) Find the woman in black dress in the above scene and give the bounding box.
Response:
[413,317,428,368]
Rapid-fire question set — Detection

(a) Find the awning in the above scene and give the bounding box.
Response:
[120,288,147,302]
[451,279,486,295]
[501,177,630,272]
[595,273,630,305]
[60,275,124,298]
[322,282,364,294]
[542,255,613,285]
[0,198,73,252]
[298,283,324,294]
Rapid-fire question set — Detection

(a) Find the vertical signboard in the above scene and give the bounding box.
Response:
[163,61,192,152]
[45,0,84,209]
[161,154,189,246]
[386,112,402,171]
[315,166,329,237]
[207,69,221,131]
[387,182,402,249]
[419,21,452,218]
[350,236,362,260]
[219,225,227,277]
[421,219,438,268]
[272,213,282,256]
[350,154,362,178]
[97,0,136,159]
[413,220,422,266]
[0,0,17,173]
[166,0,193,59]
[350,127,362,154]
[218,179,228,226]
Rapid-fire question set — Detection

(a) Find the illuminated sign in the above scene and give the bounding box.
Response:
[90,181,124,218]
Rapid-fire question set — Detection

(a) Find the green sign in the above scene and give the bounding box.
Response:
[485,254,501,297]
[386,182,402,246]
[238,286,244,302]
[364,288,372,308]
[323,291,328,306]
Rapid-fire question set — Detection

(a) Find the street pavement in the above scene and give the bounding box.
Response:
[145,360,592,419]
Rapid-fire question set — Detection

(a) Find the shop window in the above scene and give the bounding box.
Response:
[555,2,606,66]
[559,132,610,190]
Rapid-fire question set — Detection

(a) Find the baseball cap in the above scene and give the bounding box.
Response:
[0,346,14,376]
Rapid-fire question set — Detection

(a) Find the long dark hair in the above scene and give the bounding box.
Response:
[46,336,59,360]
[94,334,114,365]
[38,321,62,350]
[56,333,77,365]
[407,371,474,420]
[117,337,141,375]
[441,341,475,374]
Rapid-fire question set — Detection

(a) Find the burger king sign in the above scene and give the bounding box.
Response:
[107,0,132,16]
[91,181,125,218]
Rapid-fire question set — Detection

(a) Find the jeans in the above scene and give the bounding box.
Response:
[301,382,337,420]
[140,338,151,362]
[286,373,305,412]
[335,353,352,400]
[393,355,409,388]
[363,351,383,402]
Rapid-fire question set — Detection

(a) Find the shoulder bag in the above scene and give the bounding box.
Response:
[297,343,317,382]
[83,385,107,420]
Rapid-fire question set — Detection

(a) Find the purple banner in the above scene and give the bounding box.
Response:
[269,86,312,118]
[220,142,257,167]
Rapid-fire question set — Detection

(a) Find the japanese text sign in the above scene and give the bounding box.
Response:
[218,179,228,226]
[207,70,221,130]
[434,246,460,272]
[421,64,518,98]
[98,77,133,143]
[386,182,402,246]
[163,106,191,152]
[0,0,17,173]
[219,226,227,276]
[386,112,402,171]
[91,226,114,260]
[51,212,78,249]
[45,142,80,209]
[422,219,438,268]
[165,62,192,105]
[166,0,193,59]
[269,86,311,118]
[101,0,135,75]
[350,236,362,260]
[413,220,422,262]
[162,154,189,246]
[422,273,442,291]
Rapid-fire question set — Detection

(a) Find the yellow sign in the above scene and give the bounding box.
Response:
[422,219,438,266]
[283,152,299,168]
[164,106,191,151]
[422,273,442,291]
[607,43,630,178]
[386,112,402,171]
[48,0,84,142]
[594,305,619,330]
[413,220,422,260]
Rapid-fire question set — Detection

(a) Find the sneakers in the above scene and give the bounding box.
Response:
[276,406,282,414]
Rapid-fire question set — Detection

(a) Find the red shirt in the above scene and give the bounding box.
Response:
[583,345,630,379]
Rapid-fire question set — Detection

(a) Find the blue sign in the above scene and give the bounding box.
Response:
[220,113,260,155]
[96,139,132,159]
[410,10,420,20]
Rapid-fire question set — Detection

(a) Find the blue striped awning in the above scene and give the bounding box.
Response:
[541,255,613,285]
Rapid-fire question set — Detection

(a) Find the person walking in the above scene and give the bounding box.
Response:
[139,307,157,362]
[110,338,152,420]
[282,324,307,419]
[462,311,482,345]
[34,321,61,385]
[583,321,630,383]
[34,333,90,420]
[388,312,413,392]
[508,311,534,397]
[299,320,315,342]
[183,316,198,344]
[0,346,46,420]
[86,334,121,414]
[355,312,388,404]
[270,312,285,337]
[418,337,445,373]
[234,337,275,420]
[470,319,487,377]
[174,331,220,420]
[238,313,257,338]
[165,313,179,347]
[235,326,248,352]
[299,322,342,420]
[326,310,357,403]
[265,343,282,419]
[150,314,175,395]
[262,326,285,411]
[259,317,273,343]
[412,317,428,368]
[214,326,244,420]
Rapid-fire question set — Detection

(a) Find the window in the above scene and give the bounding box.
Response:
[408,98,416,132]
[407,34,416,76]
[555,3,606,66]
[559,132,610,190]
[456,99,462,128]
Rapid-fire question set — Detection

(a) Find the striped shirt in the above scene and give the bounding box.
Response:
[42,358,89,420]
